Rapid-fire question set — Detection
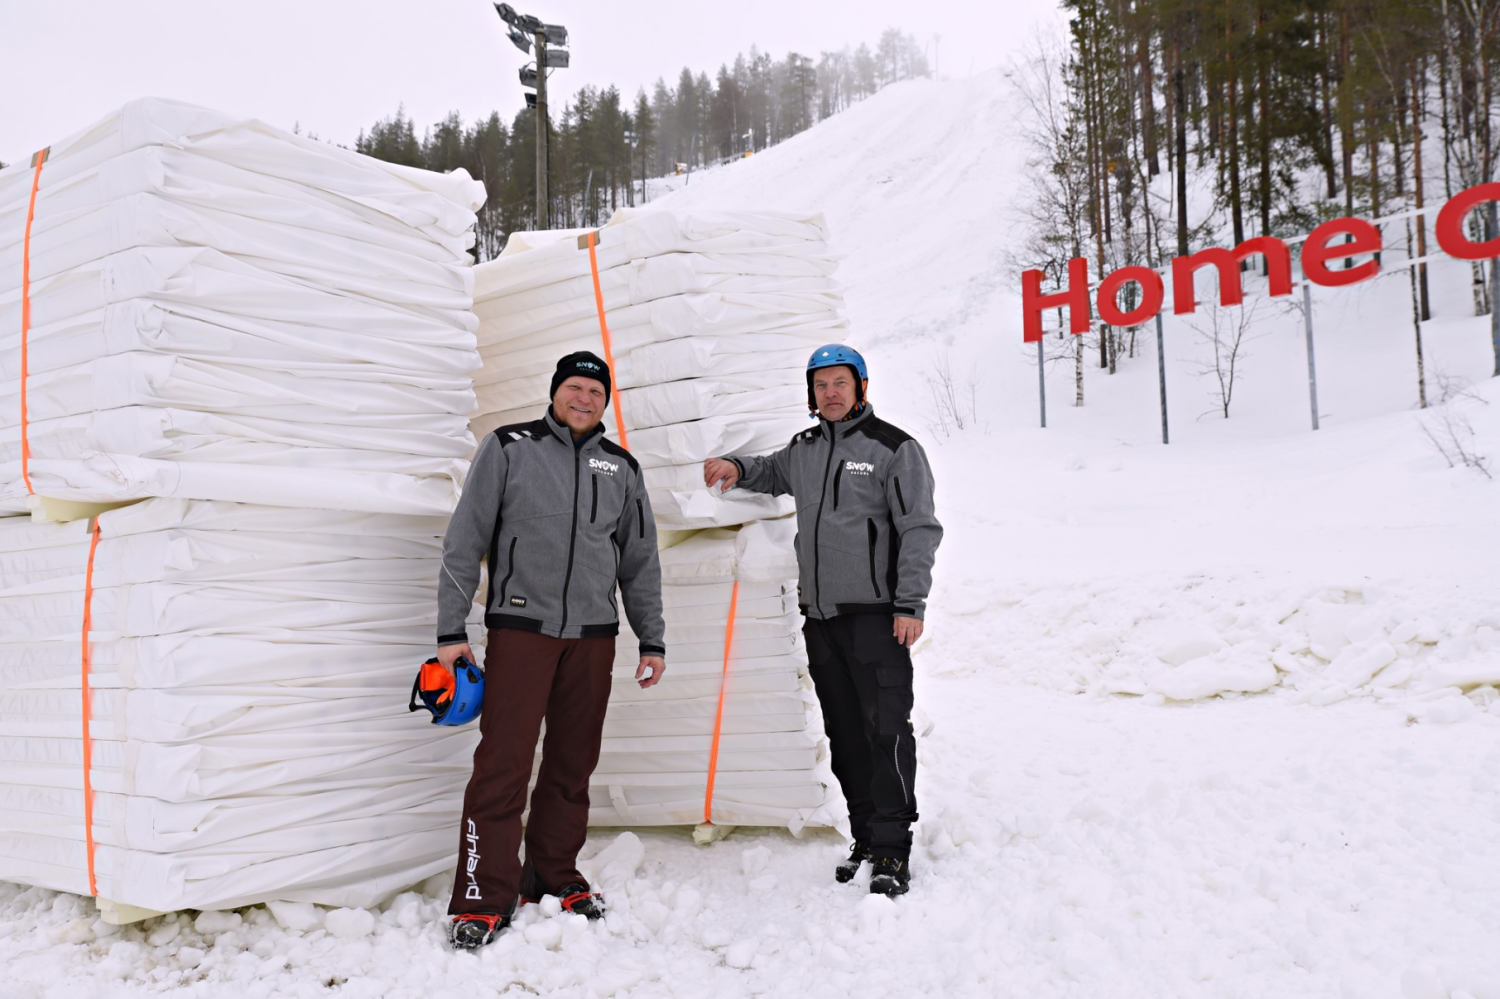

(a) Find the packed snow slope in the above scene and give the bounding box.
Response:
[4,71,1499,999]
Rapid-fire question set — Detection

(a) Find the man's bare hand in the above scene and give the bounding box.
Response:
[636,656,666,689]
[437,642,474,673]
[703,458,740,492]
[893,616,924,648]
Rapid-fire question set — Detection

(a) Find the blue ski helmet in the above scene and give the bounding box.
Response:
[806,344,868,413]
[409,655,485,726]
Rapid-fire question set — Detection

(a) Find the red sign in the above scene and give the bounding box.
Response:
[1022,181,1500,342]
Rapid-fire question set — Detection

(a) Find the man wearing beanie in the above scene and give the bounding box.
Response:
[437,350,667,950]
[703,344,942,899]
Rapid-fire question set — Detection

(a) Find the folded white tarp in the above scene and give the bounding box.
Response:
[1,98,485,516]
[470,207,850,530]
[0,498,482,912]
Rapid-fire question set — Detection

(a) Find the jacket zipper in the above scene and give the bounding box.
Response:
[833,463,842,509]
[636,498,644,539]
[894,476,907,516]
[590,474,598,523]
[558,444,582,633]
[867,518,881,598]
[498,536,519,606]
[811,423,837,614]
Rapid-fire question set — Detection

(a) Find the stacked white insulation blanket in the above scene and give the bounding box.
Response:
[470,207,850,529]
[470,208,848,832]
[0,97,485,516]
[593,522,835,830]
[0,498,483,913]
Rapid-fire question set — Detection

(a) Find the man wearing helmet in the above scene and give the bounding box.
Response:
[703,345,942,898]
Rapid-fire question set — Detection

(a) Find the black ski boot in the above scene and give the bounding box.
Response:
[449,907,513,951]
[868,857,911,897]
[835,841,872,884]
[555,882,607,920]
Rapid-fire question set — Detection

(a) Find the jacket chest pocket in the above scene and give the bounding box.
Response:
[834,462,880,510]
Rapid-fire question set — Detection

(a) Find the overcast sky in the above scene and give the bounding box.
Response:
[0,0,1065,163]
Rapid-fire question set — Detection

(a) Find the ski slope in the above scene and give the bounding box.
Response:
[4,71,1500,999]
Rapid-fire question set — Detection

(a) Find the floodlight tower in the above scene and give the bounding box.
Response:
[494,3,569,229]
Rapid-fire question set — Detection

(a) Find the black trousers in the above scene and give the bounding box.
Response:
[803,613,918,860]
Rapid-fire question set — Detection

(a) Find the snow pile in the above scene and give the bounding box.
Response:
[0,97,484,515]
[469,208,845,830]
[0,498,482,913]
[470,207,847,528]
[925,572,1500,717]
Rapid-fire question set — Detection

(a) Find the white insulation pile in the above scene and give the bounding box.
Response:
[1,97,483,516]
[0,99,487,913]
[472,209,847,832]
[0,499,478,912]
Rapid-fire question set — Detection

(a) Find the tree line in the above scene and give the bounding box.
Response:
[356,28,933,260]
[1012,0,1500,406]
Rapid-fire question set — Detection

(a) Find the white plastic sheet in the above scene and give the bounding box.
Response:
[1,98,485,515]
[0,498,481,912]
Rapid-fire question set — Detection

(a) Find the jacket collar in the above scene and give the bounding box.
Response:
[819,403,875,439]
[543,407,605,450]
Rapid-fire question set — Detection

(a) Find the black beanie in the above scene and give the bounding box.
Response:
[550,351,612,404]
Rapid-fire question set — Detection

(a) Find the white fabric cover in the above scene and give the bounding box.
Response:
[0,498,482,912]
[470,209,851,833]
[1,98,485,515]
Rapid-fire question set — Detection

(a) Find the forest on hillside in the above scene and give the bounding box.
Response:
[1010,0,1500,399]
[355,28,932,260]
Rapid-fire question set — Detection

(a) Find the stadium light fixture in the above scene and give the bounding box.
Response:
[492,3,570,230]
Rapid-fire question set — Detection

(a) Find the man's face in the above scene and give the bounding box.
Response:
[814,366,861,422]
[553,376,607,436]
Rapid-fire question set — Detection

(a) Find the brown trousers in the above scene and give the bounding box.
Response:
[447,628,616,915]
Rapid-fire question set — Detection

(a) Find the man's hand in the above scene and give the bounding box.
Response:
[893,616,924,648]
[636,656,666,689]
[437,642,474,673]
[703,458,740,492]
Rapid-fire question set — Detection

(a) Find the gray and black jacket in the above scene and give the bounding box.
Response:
[438,409,666,657]
[726,404,942,621]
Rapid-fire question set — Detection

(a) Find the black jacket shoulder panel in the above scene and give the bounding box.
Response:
[854,416,914,454]
[492,419,550,447]
[597,436,641,474]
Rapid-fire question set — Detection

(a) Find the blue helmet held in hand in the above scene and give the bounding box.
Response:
[409,655,485,726]
[806,344,868,413]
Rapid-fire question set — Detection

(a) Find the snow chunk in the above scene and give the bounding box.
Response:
[266,900,323,933]
[192,910,242,935]
[1155,654,1277,701]
[324,907,376,939]
[740,845,772,876]
[725,938,758,968]
[581,832,645,891]
[1155,635,1224,666]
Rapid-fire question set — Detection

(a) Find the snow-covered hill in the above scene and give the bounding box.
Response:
[4,69,1499,999]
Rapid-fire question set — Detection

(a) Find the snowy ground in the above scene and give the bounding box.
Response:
[6,69,1500,999]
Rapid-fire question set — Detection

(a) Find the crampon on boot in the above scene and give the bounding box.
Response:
[835,841,872,883]
[449,909,512,950]
[555,882,607,920]
[868,857,911,897]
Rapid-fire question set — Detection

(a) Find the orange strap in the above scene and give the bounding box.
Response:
[702,580,739,824]
[19,148,49,495]
[584,231,628,449]
[81,519,102,897]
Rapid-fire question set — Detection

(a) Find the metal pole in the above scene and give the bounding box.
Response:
[1154,312,1169,444]
[1037,337,1047,428]
[1302,280,1320,430]
[534,30,549,229]
[1490,202,1500,376]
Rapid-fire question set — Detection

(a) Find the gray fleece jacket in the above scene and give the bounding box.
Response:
[727,404,942,621]
[438,409,666,657]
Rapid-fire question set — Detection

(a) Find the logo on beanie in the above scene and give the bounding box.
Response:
[577,361,601,371]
